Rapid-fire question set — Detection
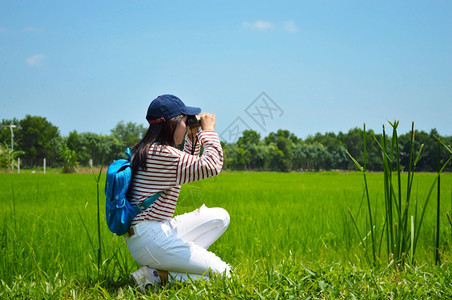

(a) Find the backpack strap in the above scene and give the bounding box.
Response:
[133,191,163,214]
[125,147,132,160]
[128,147,162,215]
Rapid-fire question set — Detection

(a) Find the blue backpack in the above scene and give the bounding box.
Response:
[105,148,161,236]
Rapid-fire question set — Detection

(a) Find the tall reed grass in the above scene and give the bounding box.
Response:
[347,122,452,267]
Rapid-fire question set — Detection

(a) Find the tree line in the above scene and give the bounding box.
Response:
[1,115,451,172]
[223,128,452,172]
[0,115,145,171]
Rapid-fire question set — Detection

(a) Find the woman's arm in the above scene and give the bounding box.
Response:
[176,117,223,185]
[175,130,223,184]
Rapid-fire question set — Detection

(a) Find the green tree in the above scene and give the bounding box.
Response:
[306,132,345,170]
[111,121,145,149]
[237,130,265,170]
[77,132,123,165]
[266,142,286,171]
[222,143,248,170]
[264,130,297,171]
[249,143,272,170]
[67,130,82,151]
[338,127,381,171]
[398,130,431,171]
[330,145,349,170]
[237,130,261,148]
[305,132,339,152]
[338,128,363,169]
[16,115,61,167]
[221,142,234,170]
[302,142,331,171]
[292,143,308,171]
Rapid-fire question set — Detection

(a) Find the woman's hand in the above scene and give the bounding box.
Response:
[200,113,216,131]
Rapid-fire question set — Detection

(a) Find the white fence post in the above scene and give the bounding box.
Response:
[18,158,20,174]
[44,158,46,174]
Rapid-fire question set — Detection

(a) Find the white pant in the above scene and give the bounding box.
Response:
[125,204,231,282]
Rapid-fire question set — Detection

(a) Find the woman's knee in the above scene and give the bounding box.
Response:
[218,207,230,228]
[201,206,229,228]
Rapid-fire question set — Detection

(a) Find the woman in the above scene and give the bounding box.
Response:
[125,94,231,291]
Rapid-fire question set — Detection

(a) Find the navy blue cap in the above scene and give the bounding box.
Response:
[146,94,201,124]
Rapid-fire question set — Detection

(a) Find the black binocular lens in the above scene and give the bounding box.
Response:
[186,115,201,128]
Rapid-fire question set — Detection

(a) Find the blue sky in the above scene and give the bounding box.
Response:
[1,1,451,142]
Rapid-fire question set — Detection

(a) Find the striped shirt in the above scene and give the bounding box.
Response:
[127,130,223,223]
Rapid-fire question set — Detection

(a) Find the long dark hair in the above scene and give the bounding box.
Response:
[131,114,185,173]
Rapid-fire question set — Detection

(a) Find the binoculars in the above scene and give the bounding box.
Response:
[186,114,201,128]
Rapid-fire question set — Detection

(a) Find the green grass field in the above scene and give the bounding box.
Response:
[1,171,451,299]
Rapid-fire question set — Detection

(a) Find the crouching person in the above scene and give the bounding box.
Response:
[125,94,231,291]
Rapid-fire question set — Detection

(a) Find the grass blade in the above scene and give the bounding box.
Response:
[413,154,452,257]
[435,138,441,265]
[362,125,376,265]
[446,212,452,228]
[345,150,363,172]
[347,208,371,265]
[410,215,414,264]
[90,162,104,278]
[77,210,96,255]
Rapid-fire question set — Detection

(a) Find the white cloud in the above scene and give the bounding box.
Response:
[242,20,298,33]
[24,27,45,33]
[26,54,46,67]
[284,20,298,33]
[243,20,275,31]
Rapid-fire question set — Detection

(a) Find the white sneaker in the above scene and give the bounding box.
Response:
[131,266,161,292]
